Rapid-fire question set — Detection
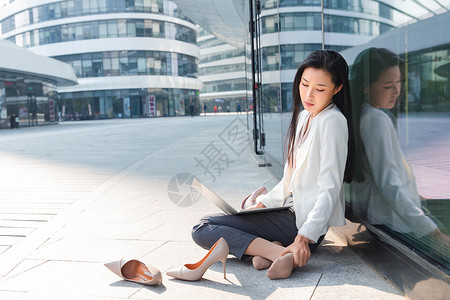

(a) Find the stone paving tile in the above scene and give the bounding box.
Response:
[0,236,22,247]
[0,259,48,282]
[0,261,140,299]
[0,227,34,236]
[136,210,213,242]
[28,238,165,263]
[0,213,54,222]
[49,209,161,240]
[309,231,403,299]
[0,246,10,254]
[0,207,61,214]
[0,221,46,228]
[0,152,113,255]
[311,285,405,300]
[0,290,27,300]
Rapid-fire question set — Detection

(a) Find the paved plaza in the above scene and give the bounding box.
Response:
[0,116,405,299]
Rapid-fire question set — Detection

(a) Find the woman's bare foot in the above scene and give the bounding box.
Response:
[252,241,283,270]
[252,256,272,270]
[266,253,294,279]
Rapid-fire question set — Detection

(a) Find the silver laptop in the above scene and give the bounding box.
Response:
[192,178,291,215]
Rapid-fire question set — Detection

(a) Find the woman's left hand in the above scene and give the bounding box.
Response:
[278,235,311,267]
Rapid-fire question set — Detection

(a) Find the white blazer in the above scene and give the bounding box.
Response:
[259,104,348,242]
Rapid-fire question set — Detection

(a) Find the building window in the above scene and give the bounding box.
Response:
[54,50,197,78]
[262,12,394,36]
[11,18,196,47]
[1,0,192,34]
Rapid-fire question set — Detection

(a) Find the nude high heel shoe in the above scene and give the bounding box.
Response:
[104,258,162,285]
[166,237,229,281]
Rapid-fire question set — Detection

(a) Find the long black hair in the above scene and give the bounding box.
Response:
[350,48,403,182]
[285,49,355,183]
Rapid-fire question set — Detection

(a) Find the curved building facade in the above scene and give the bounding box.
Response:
[0,0,202,119]
[0,38,77,128]
[198,28,247,113]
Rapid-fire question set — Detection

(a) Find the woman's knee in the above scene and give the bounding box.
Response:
[191,214,223,235]
[191,213,230,249]
[192,222,216,251]
[191,221,205,241]
[191,215,215,249]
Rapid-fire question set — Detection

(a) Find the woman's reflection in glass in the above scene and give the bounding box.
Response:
[349,48,449,257]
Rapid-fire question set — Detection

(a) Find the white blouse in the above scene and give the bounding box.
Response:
[259,104,348,242]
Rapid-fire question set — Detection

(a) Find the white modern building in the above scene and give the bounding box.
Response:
[0,38,77,128]
[198,28,247,113]
[0,0,202,119]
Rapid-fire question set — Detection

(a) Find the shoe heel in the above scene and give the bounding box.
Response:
[222,258,227,279]
[166,237,229,281]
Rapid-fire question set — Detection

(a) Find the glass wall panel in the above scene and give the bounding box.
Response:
[253,0,450,270]
[334,7,450,270]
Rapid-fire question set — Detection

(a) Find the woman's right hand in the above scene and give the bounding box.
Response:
[247,202,266,210]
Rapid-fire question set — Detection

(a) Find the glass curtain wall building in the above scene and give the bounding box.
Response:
[198,28,247,114]
[254,1,450,293]
[0,0,202,119]
[0,39,77,128]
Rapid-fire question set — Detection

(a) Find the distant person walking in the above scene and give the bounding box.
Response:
[10,114,15,129]
[213,105,217,114]
[237,103,242,114]
[203,104,207,116]
[190,104,195,117]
